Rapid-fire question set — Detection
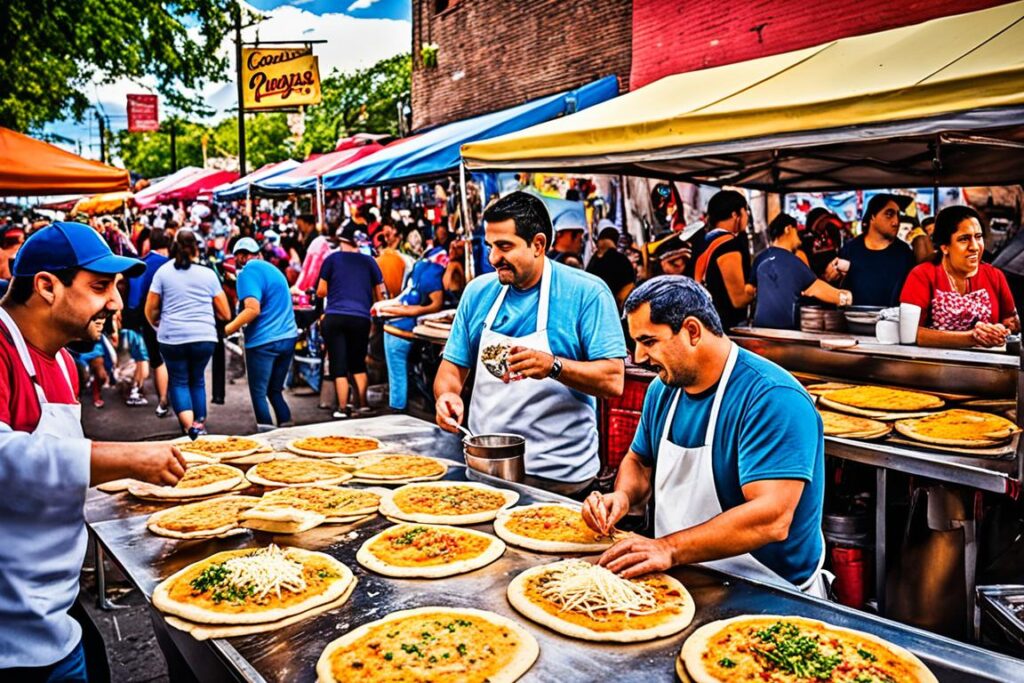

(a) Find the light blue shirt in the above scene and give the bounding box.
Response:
[150,261,223,345]
[444,260,627,411]
[630,348,825,584]
[236,259,298,348]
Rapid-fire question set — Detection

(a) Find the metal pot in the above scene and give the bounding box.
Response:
[463,433,526,483]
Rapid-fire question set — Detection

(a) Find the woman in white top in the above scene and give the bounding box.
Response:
[145,230,231,436]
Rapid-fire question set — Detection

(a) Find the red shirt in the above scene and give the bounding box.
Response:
[900,261,1016,327]
[0,319,79,433]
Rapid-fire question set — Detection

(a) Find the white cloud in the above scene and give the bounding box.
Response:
[347,0,381,10]
[45,1,410,161]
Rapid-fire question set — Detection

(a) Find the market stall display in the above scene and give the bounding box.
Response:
[379,481,519,524]
[245,458,354,487]
[507,559,695,642]
[894,409,1019,447]
[146,496,262,540]
[128,464,247,500]
[678,615,937,682]
[240,486,381,534]
[493,503,624,553]
[818,410,892,440]
[817,385,944,418]
[347,453,449,483]
[356,523,506,578]
[175,436,265,461]
[315,606,539,683]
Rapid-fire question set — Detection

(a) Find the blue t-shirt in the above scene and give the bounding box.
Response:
[444,260,627,410]
[318,252,383,319]
[127,251,169,311]
[150,261,224,345]
[839,235,915,307]
[392,260,445,332]
[236,259,298,348]
[630,348,824,584]
[752,247,818,329]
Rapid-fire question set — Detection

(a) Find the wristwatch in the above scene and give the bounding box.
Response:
[548,355,563,379]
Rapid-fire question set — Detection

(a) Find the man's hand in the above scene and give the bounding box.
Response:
[128,444,186,486]
[823,258,842,282]
[436,392,465,432]
[598,535,676,579]
[582,490,630,536]
[506,346,554,382]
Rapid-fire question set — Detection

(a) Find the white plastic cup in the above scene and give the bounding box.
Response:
[876,319,900,344]
[899,303,922,344]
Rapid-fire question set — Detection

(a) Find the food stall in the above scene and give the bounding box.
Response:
[459,1,1024,637]
[86,415,1024,681]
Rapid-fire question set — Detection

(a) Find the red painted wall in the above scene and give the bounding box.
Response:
[631,0,1012,89]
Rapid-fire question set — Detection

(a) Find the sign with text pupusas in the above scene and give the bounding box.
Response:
[241,47,322,111]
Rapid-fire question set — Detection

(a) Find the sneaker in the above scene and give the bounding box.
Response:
[187,422,208,440]
[126,388,149,406]
[355,406,373,415]
[155,403,170,418]
[92,397,105,409]
[332,410,348,420]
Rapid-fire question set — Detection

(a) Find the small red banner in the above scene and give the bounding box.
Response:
[127,94,159,132]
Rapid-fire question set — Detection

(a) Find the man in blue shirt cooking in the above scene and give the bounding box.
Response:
[583,276,828,596]
[435,192,626,497]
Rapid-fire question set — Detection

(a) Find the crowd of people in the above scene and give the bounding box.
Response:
[0,184,1018,441]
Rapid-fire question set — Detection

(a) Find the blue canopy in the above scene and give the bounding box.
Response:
[214,159,300,201]
[321,76,619,191]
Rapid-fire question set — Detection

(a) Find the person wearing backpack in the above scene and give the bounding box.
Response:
[692,190,757,330]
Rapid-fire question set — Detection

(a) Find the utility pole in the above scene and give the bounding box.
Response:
[169,118,178,173]
[234,1,247,177]
[96,111,107,164]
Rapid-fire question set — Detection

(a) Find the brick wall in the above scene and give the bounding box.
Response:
[411,0,631,131]
[631,0,1011,89]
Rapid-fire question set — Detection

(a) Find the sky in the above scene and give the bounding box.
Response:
[44,0,411,160]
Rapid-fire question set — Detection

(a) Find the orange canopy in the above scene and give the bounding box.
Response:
[0,127,130,196]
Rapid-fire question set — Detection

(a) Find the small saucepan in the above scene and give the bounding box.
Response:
[463,433,526,483]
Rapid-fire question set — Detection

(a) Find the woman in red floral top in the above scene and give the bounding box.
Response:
[900,205,1019,348]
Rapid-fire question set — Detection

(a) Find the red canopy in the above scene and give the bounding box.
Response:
[0,126,130,196]
[154,169,239,204]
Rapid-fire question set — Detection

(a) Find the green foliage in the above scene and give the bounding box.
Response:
[0,0,254,132]
[301,53,411,155]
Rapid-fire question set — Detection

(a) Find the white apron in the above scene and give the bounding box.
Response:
[0,307,87,664]
[469,259,599,483]
[653,342,828,597]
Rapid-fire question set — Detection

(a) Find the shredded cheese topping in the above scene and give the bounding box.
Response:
[538,560,657,620]
[221,545,308,600]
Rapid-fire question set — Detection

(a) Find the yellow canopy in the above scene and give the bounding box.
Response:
[72,191,133,215]
[463,2,1024,190]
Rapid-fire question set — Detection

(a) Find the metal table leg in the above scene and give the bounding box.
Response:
[875,468,887,615]
[94,535,128,611]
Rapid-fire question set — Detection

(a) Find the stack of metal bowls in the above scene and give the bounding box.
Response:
[800,305,846,333]
[843,305,886,335]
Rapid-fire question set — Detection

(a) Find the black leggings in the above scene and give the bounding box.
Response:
[321,313,371,377]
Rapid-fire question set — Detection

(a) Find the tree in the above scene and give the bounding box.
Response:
[0,0,255,132]
[301,53,411,155]
[211,114,297,169]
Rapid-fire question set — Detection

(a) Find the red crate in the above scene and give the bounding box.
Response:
[604,408,641,469]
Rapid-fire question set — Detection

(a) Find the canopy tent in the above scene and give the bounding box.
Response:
[72,191,133,215]
[133,167,204,209]
[462,2,1024,191]
[213,159,301,201]
[321,75,621,191]
[0,127,130,196]
[135,168,238,208]
[253,143,384,195]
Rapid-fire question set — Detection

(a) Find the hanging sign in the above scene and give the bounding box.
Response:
[127,94,159,132]
[241,47,322,111]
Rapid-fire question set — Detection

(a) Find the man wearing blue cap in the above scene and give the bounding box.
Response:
[224,237,298,432]
[0,222,187,680]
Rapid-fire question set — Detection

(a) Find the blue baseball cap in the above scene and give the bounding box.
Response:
[13,222,145,278]
[232,237,260,254]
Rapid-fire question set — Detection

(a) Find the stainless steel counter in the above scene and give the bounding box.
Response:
[87,416,1024,682]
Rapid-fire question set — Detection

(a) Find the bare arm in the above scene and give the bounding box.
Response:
[144,291,161,328]
[598,479,806,578]
[316,278,328,299]
[1003,314,1020,333]
[91,441,187,486]
[372,283,386,304]
[381,291,444,318]
[506,349,624,399]
[717,251,756,308]
[212,291,232,321]
[803,279,849,306]
[224,297,260,336]
[433,359,471,432]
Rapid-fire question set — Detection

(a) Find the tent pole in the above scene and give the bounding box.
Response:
[460,162,474,281]
[317,176,326,233]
